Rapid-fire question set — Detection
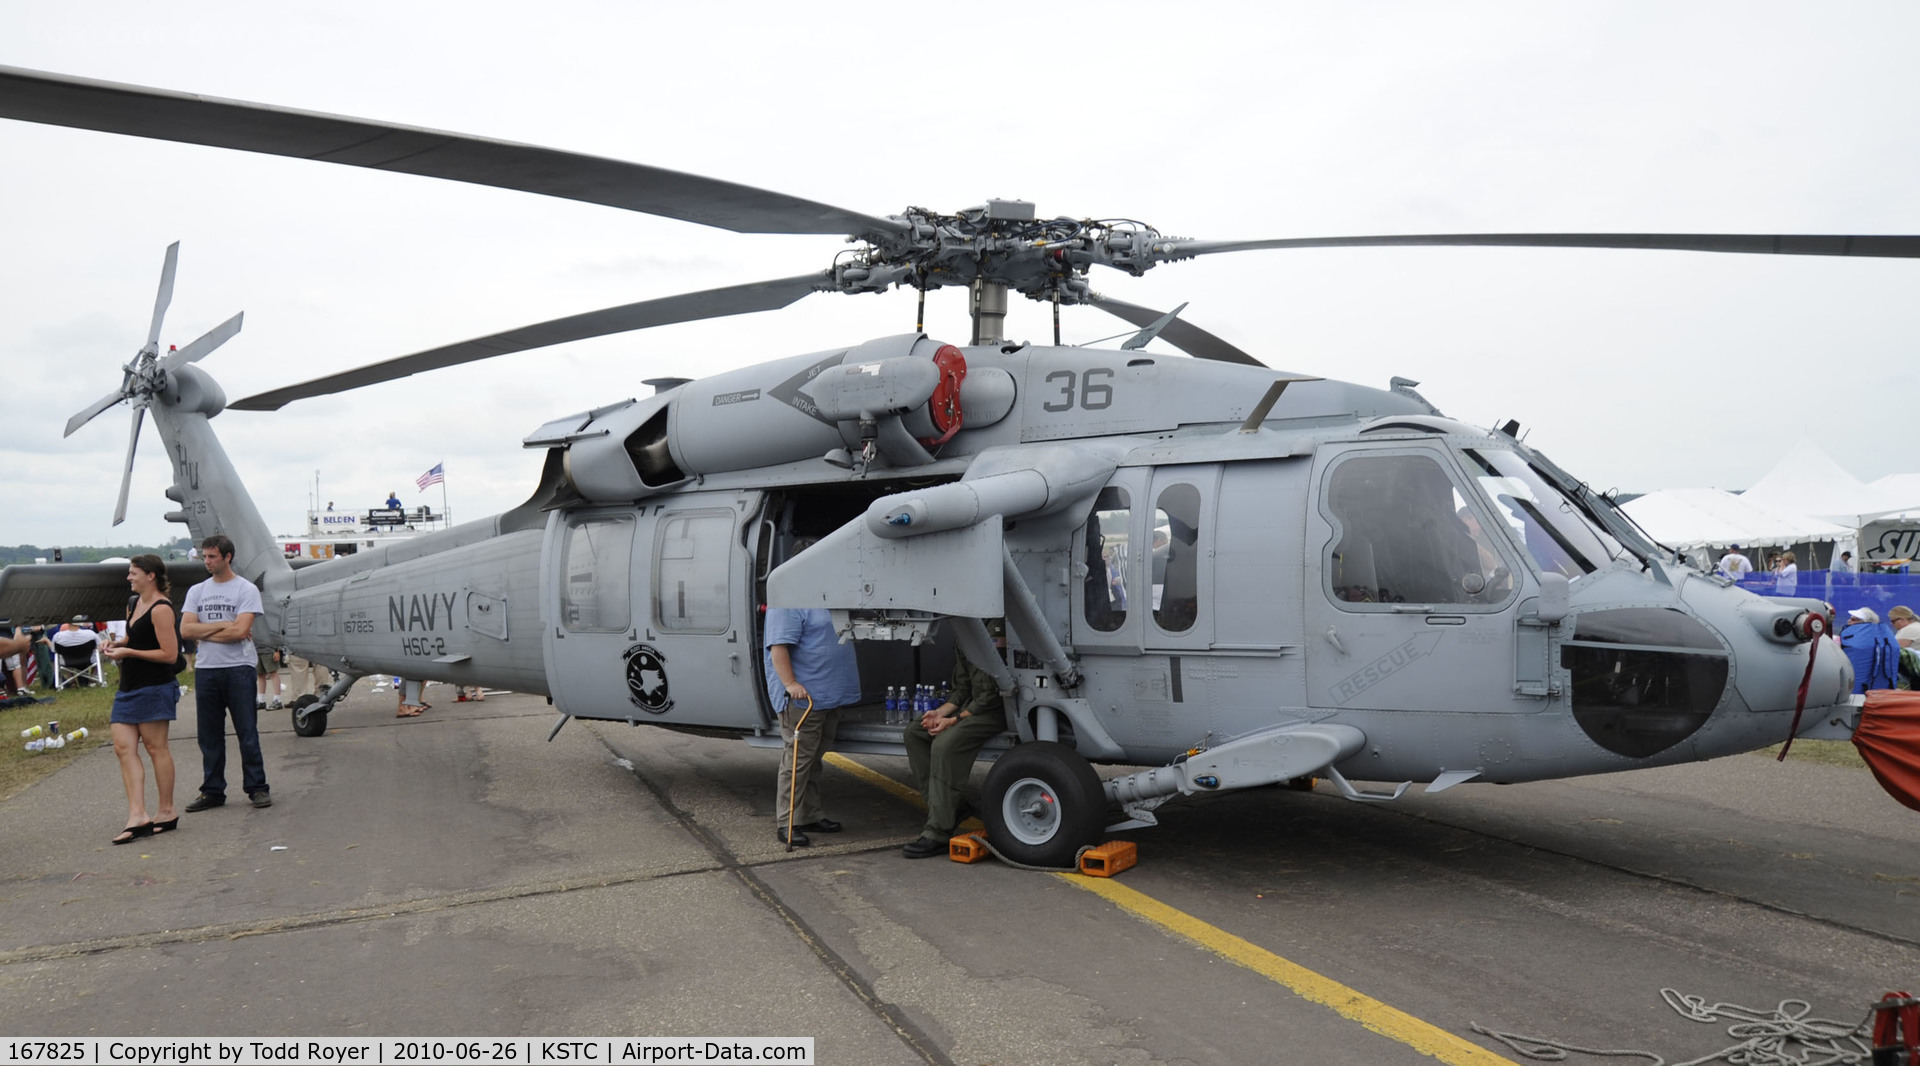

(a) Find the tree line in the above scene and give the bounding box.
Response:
[0,540,194,567]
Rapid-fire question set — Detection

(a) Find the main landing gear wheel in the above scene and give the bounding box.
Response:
[983,741,1106,867]
[290,694,328,737]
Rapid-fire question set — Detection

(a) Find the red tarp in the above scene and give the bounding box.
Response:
[1858,691,1920,814]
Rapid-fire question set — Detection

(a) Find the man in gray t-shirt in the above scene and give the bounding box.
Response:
[181,534,271,810]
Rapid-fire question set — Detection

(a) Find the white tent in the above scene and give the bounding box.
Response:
[1620,487,1850,551]
[1740,438,1920,528]
[1871,473,1920,523]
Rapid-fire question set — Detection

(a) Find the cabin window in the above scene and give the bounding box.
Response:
[1152,483,1203,632]
[654,510,734,634]
[1325,453,1509,607]
[560,515,635,633]
[1084,487,1131,632]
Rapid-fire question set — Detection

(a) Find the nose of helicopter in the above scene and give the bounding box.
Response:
[1793,635,1854,722]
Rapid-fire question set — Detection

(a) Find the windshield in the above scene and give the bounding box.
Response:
[1462,448,1623,578]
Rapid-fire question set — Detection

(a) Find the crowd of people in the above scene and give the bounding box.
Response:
[3,533,517,844]
[1839,604,1920,693]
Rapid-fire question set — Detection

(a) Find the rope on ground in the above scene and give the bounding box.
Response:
[1471,988,1877,1066]
[965,832,1095,873]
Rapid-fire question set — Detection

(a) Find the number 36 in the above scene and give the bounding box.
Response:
[1041,368,1115,412]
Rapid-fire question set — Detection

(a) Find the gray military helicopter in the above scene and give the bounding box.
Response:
[2,65,1907,864]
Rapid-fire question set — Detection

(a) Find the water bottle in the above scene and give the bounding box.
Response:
[884,685,899,726]
[19,721,57,740]
[24,726,86,753]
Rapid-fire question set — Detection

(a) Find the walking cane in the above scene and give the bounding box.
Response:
[785,694,813,854]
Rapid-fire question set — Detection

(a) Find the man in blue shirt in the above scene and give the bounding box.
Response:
[764,567,862,847]
[1840,606,1900,693]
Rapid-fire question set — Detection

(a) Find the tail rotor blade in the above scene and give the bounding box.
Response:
[162,311,244,370]
[148,242,179,350]
[112,406,145,527]
[65,388,128,438]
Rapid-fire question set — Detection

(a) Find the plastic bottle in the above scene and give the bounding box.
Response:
[885,686,899,726]
[24,727,86,754]
[20,722,58,740]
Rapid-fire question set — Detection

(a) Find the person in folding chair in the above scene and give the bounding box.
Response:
[50,622,105,689]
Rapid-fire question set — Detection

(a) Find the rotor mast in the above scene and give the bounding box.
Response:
[971,280,1010,346]
[965,199,1035,347]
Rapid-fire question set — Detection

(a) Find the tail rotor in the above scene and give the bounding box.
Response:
[63,242,243,526]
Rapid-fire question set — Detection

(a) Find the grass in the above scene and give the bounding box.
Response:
[0,668,121,802]
[1752,738,1867,770]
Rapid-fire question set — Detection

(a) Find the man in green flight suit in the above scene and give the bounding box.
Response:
[901,623,1008,858]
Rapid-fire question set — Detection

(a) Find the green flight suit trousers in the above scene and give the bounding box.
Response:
[904,713,1004,840]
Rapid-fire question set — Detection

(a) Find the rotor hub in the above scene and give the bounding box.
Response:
[838,202,1188,306]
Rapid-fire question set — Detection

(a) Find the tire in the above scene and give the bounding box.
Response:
[983,741,1106,867]
[290,694,328,738]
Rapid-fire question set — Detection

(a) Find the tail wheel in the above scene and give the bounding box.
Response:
[291,694,328,737]
[983,741,1105,867]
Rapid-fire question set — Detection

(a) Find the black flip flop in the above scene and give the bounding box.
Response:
[112,823,155,846]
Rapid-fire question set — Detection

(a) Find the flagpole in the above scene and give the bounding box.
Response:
[441,470,450,527]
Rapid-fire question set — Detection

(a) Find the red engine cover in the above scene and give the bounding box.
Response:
[918,344,968,447]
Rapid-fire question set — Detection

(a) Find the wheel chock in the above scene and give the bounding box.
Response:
[1078,840,1137,878]
[948,832,990,863]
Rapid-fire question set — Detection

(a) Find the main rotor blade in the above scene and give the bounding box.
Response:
[161,311,244,371]
[0,66,905,240]
[112,405,145,527]
[65,387,128,438]
[1159,233,1920,259]
[232,272,833,411]
[148,241,178,349]
[1088,294,1268,367]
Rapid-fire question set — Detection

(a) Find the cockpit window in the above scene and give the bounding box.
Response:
[1462,449,1622,578]
[1324,452,1513,607]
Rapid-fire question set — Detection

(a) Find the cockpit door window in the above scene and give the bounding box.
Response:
[1323,451,1515,609]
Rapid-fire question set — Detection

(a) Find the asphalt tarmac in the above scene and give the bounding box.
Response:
[1,683,1915,1065]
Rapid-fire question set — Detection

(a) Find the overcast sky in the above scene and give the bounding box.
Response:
[5,2,1919,549]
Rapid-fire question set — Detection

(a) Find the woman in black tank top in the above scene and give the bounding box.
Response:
[101,554,181,845]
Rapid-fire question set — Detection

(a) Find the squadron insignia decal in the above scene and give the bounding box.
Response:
[623,644,673,714]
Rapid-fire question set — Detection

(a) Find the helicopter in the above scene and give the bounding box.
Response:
[0,64,1907,865]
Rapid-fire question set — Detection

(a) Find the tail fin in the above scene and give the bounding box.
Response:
[61,243,290,589]
[148,367,292,588]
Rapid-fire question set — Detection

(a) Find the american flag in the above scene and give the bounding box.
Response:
[416,462,445,491]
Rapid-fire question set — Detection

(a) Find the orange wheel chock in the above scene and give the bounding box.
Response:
[1078,840,1138,878]
[947,832,991,863]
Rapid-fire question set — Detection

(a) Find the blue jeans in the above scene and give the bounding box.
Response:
[195,665,265,797]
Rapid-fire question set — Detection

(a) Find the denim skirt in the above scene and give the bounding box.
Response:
[111,681,181,725]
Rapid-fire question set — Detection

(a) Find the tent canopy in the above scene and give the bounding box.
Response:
[1741,438,1920,528]
[1620,487,1849,551]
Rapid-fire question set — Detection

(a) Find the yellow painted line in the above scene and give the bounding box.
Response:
[1059,875,1517,1065]
[826,751,924,808]
[824,751,984,830]
[830,752,1509,1059]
